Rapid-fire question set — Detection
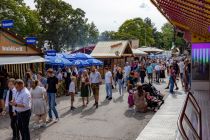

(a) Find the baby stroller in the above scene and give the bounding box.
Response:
[142,83,164,110]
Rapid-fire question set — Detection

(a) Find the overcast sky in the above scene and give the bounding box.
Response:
[24,0,167,33]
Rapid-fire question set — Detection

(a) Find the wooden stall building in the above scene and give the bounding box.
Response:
[0,27,45,79]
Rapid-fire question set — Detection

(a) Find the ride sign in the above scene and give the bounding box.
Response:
[1,20,14,28]
[46,50,56,56]
[26,37,37,45]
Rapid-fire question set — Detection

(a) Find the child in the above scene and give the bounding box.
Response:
[127,84,134,110]
[69,76,76,110]
[5,78,20,139]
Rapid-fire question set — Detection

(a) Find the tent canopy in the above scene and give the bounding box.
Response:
[0,56,45,65]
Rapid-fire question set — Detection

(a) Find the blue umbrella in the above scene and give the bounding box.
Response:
[70,53,93,60]
[86,59,103,66]
[56,53,75,60]
[72,60,89,67]
[45,56,73,66]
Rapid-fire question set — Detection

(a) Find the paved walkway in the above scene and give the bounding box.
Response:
[0,83,168,140]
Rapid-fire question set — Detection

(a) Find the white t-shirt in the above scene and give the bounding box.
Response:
[105,71,112,84]
[155,65,160,71]
[69,81,75,93]
[178,61,184,73]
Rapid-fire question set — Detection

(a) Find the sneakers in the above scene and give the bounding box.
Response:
[54,118,59,123]
[46,118,53,123]
[33,124,40,129]
[106,96,109,99]
[165,87,169,89]
[108,97,112,100]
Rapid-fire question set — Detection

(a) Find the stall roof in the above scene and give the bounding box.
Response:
[91,40,133,58]
[151,0,210,39]
[132,49,148,56]
[0,56,45,65]
[137,47,164,53]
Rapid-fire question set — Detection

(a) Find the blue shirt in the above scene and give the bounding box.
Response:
[146,66,153,74]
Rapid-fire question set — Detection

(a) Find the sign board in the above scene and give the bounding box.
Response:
[1,20,14,28]
[46,50,56,56]
[1,46,23,52]
[26,37,37,45]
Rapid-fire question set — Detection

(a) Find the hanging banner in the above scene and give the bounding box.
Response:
[46,50,56,56]
[26,37,37,45]
[1,20,14,28]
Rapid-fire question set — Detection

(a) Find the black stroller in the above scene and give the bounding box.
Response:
[142,83,164,111]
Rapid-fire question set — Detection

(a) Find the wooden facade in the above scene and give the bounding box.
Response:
[0,28,44,79]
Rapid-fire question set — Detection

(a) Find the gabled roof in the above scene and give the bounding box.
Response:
[0,27,42,55]
[91,40,133,58]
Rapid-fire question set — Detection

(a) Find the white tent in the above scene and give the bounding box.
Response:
[138,47,164,53]
[132,49,148,56]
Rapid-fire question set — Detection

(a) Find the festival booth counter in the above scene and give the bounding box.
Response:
[91,40,134,76]
[0,27,45,78]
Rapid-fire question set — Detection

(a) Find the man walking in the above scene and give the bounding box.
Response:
[46,68,59,122]
[154,63,160,83]
[146,63,153,84]
[124,62,131,88]
[10,79,31,140]
[104,67,112,100]
[5,78,19,140]
[90,66,102,108]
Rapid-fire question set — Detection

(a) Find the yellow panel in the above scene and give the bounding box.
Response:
[171,20,190,30]
[191,33,210,43]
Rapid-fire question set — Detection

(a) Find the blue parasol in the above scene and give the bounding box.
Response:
[70,53,93,60]
[72,60,90,67]
[45,55,73,66]
[56,53,75,60]
[86,59,103,66]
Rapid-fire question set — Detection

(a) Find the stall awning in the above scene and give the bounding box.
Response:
[0,56,45,65]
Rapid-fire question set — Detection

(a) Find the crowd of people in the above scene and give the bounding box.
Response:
[0,56,192,140]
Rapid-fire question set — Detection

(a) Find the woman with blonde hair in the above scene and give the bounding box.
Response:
[80,70,90,107]
[31,80,48,128]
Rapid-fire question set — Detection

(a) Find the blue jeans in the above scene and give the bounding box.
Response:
[47,93,59,119]
[105,83,112,97]
[169,76,174,93]
[118,79,124,95]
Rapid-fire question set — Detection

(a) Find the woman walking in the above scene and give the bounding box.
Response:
[31,80,48,128]
[116,67,124,96]
[80,70,90,107]
[139,64,146,84]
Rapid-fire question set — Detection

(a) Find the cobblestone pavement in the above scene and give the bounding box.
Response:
[0,81,169,140]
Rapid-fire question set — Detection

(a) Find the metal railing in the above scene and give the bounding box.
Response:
[177,92,202,140]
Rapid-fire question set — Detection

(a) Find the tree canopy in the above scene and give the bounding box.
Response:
[99,17,186,50]
[0,0,99,51]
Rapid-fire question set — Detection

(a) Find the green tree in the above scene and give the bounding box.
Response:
[113,17,155,46]
[0,0,41,37]
[161,23,186,50]
[35,0,99,50]
[99,31,116,41]
[86,22,99,44]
